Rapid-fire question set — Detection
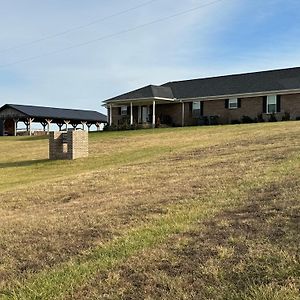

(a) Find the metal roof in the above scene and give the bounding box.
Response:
[0,104,107,123]
[104,67,300,102]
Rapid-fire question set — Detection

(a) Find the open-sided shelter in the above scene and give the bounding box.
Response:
[0,104,107,136]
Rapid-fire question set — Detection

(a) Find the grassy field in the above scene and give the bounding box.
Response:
[0,122,299,299]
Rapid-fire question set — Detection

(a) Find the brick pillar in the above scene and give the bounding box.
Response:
[49,130,88,160]
[67,130,88,159]
[49,132,69,160]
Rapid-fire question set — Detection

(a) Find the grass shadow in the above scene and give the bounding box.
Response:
[95,177,300,300]
[0,159,51,169]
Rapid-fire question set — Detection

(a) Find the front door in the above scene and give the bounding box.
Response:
[142,106,148,123]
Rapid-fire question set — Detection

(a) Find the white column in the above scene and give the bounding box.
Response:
[29,118,33,136]
[130,102,133,125]
[181,102,185,127]
[81,121,87,130]
[46,119,52,134]
[109,104,113,126]
[152,100,156,128]
[13,119,18,136]
[64,120,70,131]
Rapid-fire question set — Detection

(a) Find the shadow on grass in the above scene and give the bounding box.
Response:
[0,159,51,169]
[92,177,300,300]
[0,135,49,141]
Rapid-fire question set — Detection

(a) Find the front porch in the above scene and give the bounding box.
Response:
[107,99,184,128]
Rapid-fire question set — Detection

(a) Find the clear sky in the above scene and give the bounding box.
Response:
[1,0,300,114]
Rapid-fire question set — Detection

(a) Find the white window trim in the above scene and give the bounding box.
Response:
[121,105,127,116]
[192,101,201,117]
[229,98,238,109]
[266,95,277,114]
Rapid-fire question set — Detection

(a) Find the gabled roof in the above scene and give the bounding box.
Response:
[163,67,300,99]
[0,104,107,123]
[104,85,174,102]
[103,67,300,103]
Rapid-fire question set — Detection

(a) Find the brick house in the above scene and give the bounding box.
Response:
[103,67,300,127]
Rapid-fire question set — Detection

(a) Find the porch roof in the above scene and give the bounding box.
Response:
[107,97,177,106]
[104,85,175,105]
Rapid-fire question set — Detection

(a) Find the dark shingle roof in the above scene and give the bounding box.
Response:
[163,67,300,99]
[104,85,174,102]
[104,67,300,102]
[0,104,107,123]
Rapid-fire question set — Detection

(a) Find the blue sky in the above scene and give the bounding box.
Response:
[1,0,300,114]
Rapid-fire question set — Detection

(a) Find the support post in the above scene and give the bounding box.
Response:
[130,102,133,125]
[64,120,70,131]
[41,121,47,132]
[81,121,87,130]
[45,119,52,134]
[57,123,63,131]
[13,118,19,136]
[28,118,34,136]
[181,102,185,127]
[87,123,92,132]
[152,100,156,128]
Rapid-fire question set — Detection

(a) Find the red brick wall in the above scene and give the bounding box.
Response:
[156,103,183,126]
[109,93,300,127]
[281,94,300,119]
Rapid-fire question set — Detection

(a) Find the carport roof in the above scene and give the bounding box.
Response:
[0,104,107,123]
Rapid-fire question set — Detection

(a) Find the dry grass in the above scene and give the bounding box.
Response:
[0,122,299,299]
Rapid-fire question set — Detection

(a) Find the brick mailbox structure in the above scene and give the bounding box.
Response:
[49,130,88,160]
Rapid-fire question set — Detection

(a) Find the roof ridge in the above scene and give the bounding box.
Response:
[163,66,300,85]
[8,103,100,113]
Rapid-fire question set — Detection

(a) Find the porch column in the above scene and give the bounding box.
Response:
[152,100,156,128]
[109,104,113,126]
[181,102,185,127]
[130,102,133,125]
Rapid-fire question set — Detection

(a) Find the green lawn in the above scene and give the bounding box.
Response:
[0,122,299,299]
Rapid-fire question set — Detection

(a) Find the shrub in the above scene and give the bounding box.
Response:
[241,115,255,123]
[209,115,219,125]
[257,114,265,122]
[282,112,291,121]
[231,119,241,124]
[296,116,300,121]
[103,124,117,131]
[269,113,277,122]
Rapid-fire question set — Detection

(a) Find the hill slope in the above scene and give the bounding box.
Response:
[0,123,299,299]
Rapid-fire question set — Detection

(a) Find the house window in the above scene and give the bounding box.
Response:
[192,101,201,117]
[267,95,277,114]
[121,106,127,116]
[229,98,238,109]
